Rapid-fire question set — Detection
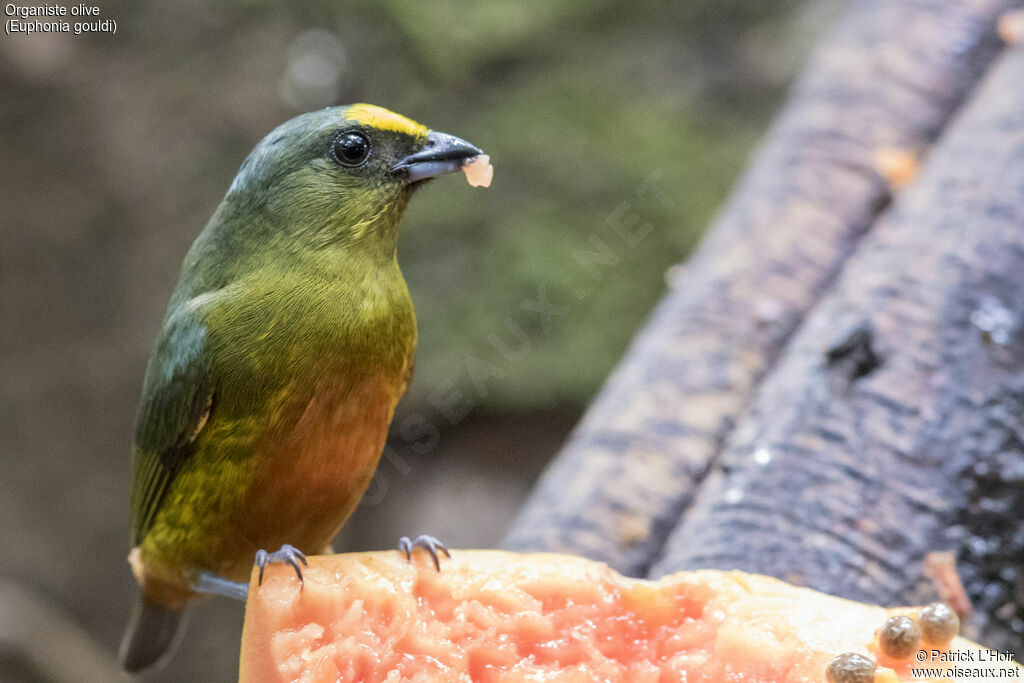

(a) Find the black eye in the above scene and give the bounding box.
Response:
[331,131,370,166]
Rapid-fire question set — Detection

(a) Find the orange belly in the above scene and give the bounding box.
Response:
[217,377,397,581]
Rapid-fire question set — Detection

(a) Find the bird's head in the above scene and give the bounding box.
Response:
[222,104,483,255]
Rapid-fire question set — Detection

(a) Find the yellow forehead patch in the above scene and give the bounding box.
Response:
[346,104,427,138]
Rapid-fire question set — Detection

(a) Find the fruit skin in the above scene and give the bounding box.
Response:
[239,551,1024,683]
[119,104,484,673]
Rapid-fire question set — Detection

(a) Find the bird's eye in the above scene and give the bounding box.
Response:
[331,131,370,166]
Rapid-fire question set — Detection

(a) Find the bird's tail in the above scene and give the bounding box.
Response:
[118,592,187,673]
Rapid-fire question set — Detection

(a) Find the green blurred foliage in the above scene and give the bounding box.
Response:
[357,0,808,410]
[3,0,811,416]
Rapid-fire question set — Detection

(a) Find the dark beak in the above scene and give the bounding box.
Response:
[392,130,483,183]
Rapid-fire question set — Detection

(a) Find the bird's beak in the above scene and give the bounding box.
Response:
[392,130,483,184]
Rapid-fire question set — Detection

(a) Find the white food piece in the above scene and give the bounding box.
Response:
[462,155,493,188]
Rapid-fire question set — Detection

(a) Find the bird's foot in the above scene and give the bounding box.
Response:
[398,534,451,572]
[254,543,307,586]
[192,571,249,602]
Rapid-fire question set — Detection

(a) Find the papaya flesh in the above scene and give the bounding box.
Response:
[240,550,1022,682]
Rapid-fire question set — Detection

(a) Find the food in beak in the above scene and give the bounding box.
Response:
[462,155,493,188]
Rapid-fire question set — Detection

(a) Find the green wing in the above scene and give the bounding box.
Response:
[130,310,214,546]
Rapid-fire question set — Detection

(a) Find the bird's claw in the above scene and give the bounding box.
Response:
[398,534,451,572]
[254,543,308,586]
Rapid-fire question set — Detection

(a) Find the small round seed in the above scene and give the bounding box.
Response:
[919,602,960,645]
[878,615,922,659]
[826,652,876,683]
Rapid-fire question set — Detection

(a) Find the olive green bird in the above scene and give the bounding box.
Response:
[119,104,484,672]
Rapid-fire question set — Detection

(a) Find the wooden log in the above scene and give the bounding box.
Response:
[502,0,1016,577]
[651,45,1024,653]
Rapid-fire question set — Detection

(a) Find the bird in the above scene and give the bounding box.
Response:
[118,104,485,672]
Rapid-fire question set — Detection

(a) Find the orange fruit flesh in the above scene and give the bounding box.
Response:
[240,550,1022,682]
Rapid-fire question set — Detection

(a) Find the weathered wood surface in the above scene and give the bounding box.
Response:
[502,0,1017,578]
[651,44,1024,651]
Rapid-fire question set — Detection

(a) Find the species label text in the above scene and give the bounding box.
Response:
[5,4,116,35]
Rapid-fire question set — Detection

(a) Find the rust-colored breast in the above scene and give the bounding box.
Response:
[218,374,399,580]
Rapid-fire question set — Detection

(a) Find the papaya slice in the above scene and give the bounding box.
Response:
[240,550,1022,682]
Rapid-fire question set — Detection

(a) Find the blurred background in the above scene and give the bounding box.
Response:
[0,0,839,679]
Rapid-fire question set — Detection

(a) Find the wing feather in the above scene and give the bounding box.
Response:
[130,309,213,546]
